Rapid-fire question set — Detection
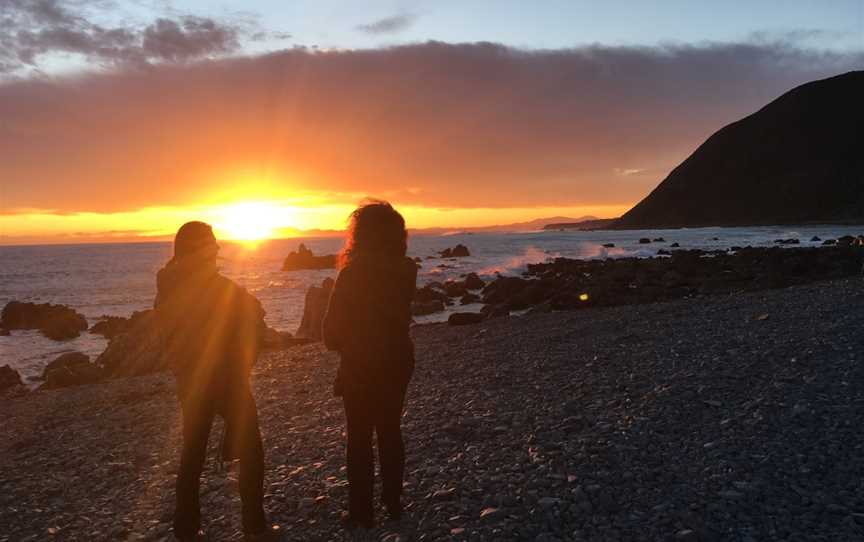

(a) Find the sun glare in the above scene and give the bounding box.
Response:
[213,201,287,243]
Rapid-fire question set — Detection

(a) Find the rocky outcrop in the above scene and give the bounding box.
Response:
[295,278,335,340]
[439,244,470,258]
[617,71,864,228]
[476,245,864,316]
[89,316,134,339]
[282,244,337,271]
[96,310,167,378]
[411,300,446,316]
[0,301,88,340]
[40,352,103,390]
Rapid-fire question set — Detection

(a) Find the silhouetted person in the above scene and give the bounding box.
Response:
[323,201,417,529]
[154,222,281,542]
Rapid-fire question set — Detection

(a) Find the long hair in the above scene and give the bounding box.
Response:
[339,200,407,268]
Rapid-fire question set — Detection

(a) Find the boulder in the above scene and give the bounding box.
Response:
[89,315,134,339]
[822,239,837,245]
[481,276,529,305]
[670,242,680,248]
[0,365,23,392]
[652,237,666,242]
[411,300,445,316]
[415,285,449,305]
[638,238,651,244]
[282,243,337,271]
[442,280,468,298]
[448,312,484,326]
[811,236,821,242]
[463,272,485,291]
[460,293,481,305]
[439,244,470,258]
[40,352,103,389]
[602,243,615,248]
[774,238,800,245]
[0,301,88,340]
[96,310,167,378]
[294,278,335,340]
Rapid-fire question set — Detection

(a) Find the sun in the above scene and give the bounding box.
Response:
[213,201,287,242]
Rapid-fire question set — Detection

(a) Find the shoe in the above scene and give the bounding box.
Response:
[175,529,209,542]
[340,511,375,530]
[243,524,283,542]
[383,500,402,522]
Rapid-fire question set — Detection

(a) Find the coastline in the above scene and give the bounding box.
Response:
[2,277,863,540]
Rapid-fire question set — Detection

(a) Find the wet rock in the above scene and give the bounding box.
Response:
[41,352,103,390]
[295,278,335,340]
[0,301,88,341]
[448,312,484,326]
[670,242,680,247]
[463,272,485,291]
[281,243,337,271]
[460,293,481,305]
[440,244,470,258]
[89,316,133,339]
[415,285,449,305]
[811,236,821,242]
[638,238,652,244]
[653,237,666,242]
[412,300,446,316]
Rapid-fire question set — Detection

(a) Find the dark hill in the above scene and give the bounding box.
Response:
[616,71,864,228]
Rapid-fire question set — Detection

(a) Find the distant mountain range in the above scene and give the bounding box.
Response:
[411,216,599,235]
[615,71,864,228]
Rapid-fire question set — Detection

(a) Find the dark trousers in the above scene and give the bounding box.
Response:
[173,388,266,536]
[342,384,408,520]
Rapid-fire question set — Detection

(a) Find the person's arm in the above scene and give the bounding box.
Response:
[322,267,352,352]
[233,287,266,372]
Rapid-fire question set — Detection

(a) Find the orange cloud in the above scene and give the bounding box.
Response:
[1,41,862,219]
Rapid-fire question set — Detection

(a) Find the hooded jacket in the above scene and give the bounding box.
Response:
[322,255,417,393]
[154,257,265,402]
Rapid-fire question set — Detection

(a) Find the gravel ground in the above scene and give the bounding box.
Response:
[2,278,864,541]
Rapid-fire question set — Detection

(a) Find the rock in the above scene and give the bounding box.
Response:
[260,327,310,350]
[481,276,529,305]
[295,278,335,340]
[415,285,449,305]
[774,238,800,245]
[822,238,837,245]
[96,310,167,377]
[460,293,481,305]
[40,352,103,389]
[463,272,485,290]
[0,365,23,392]
[670,242,680,247]
[440,244,470,258]
[412,300,446,316]
[479,507,505,523]
[89,316,133,339]
[0,301,88,341]
[652,237,666,242]
[638,238,651,244]
[448,312,484,326]
[442,280,468,298]
[811,236,821,242]
[281,243,337,271]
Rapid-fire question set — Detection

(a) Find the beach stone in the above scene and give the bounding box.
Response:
[89,316,133,339]
[448,313,484,326]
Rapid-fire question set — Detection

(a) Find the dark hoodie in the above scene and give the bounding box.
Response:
[154,258,265,402]
[322,255,417,394]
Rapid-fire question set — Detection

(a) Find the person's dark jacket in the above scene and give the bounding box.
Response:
[154,258,265,403]
[322,255,417,394]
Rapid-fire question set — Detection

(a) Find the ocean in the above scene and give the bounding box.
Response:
[1,225,861,383]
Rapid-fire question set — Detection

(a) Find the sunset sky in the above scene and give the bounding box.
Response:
[1,1,863,244]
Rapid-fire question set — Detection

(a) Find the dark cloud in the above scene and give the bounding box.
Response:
[355,14,416,34]
[1,41,862,213]
[0,0,283,74]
